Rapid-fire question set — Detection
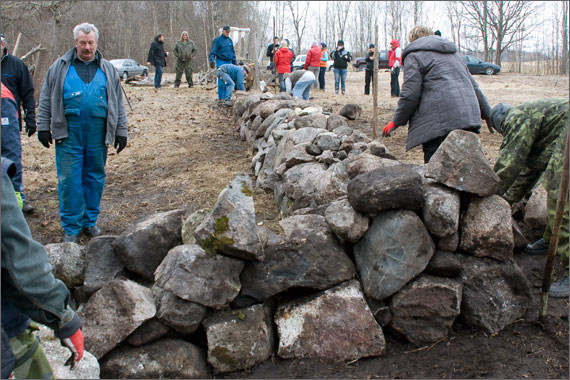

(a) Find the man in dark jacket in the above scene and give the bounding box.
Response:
[383,26,491,163]
[364,43,375,95]
[330,40,352,95]
[1,33,36,213]
[147,34,168,90]
[266,36,280,71]
[209,26,237,101]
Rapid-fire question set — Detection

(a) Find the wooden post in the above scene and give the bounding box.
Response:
[273,17,278,94]
[12,32,22,57]
[372,24,379,139]
[253,32,260,90]
[539,132,570,320]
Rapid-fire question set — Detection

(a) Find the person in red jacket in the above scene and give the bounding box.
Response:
[274,41,294,92]
[304,40,322,90]
[388,38,402,97]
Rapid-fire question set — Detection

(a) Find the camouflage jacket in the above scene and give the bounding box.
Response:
[174,40,196,62]
[494,98,569,201]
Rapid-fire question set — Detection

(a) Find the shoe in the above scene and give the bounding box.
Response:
[174,85,180,88]
[522,238,549,255]
[63,234,79,243]
[189,83,194,88]
[549,276,569,298]
[84,225,102,237]
[223,100,232,107]
[22,201,33,213]
[154,88,158,93]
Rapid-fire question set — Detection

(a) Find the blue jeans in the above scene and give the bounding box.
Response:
[319,67,326,90]
[154,65,163,89]
[216,59,232,99]
[333,68,347,93]
[292,79,315,100]
[218,71,235,100]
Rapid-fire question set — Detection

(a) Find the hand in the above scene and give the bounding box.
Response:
[38,131,52,148]
[146,62,151,66]
[483,117,494,134]
[114,136,127,154]
[210,61,215,69]
[25,124,37,137]
[383,121,398,137]
[61,328,84,369]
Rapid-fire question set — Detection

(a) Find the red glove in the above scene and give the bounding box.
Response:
[383,121,398,137]
[62,329,84,368]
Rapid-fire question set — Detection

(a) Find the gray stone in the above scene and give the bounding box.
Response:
[293,127,326,145]
[348,164,424,215]
[256,143,278,191]
[259,99,280,119]
[251,115,263,134]
[346,153,400,179]
[326,114,349,131]
[273,130,296,169]
[84,236,123,298]
[389,275,463,345]
[181,209,210,245]
[325,198,369,243]
[45,242,86,288]
[195,174,262,261]
[257,108,294,138]
[335,150,348,160]
[154,244,244,308]
[81,279,156,359]
[425,250,462,277]
[203,304,274,373]
[125,319,170,347]
[339,104,362,120]
[113,209,186,280]
[422,183,461,238]
[281,162,328,212]
[305,143,323,156]
[155,287,207,335]
[294,113,328,130]
[275,99,298,112]
[524,184,547,232]
[460,195,514,261]
[285,143,316,168]
[458,253,532,334]
[332,125,354,138]
[425,130,502,196]
[318,160,350,204]
[438,231,459,252]
[100,339,208,379]
[355,210,435,300]
[275,280,385,360]
[366,140,396,159]
[367,298,392,326]
[317,150,339,165]
[315,132,342,151]
[240,216,356,301]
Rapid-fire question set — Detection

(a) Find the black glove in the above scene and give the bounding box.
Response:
[114,136,127,154]
[38,131,52,148]
[25,123,37,137]
[210,61,215,69]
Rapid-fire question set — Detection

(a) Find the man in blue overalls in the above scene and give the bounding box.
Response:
[216,64,246,106]
[37,23,128,243]
[208,25,237,102]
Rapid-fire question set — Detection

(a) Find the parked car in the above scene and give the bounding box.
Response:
[292,54,334,71]
[353,49,390,71]
[464,55,501,75]
[110,59,149,80]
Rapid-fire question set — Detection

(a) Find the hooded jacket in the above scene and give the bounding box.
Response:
[388,39,402,69]
[174,32,196,62]
[331,47,352,69]
[274,47,294,74]
[392,35,491,150]
[1,48,36,131]
[304,45,322,69]
[147,35,167,67]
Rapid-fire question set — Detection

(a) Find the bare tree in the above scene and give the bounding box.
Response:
[561,0,569,75]
[333,1,352,42]
[287,0,309,52]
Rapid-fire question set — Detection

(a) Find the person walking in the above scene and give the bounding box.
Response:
[209,26,237,101]
[36,22,128,243]
[319,42,328,91]
[284,69,316,100]
[1,33,36,213]
[216,63,246,106]
[304,40,322,90]
[146,33,168,91]
[364,43,375,95]
[488,98,569,298]
[274,40,294,92]
[382,26,491,164]
[173,31,196,88]
[388,38,402,97]
[1,172,84,379]
[330,40,352,95]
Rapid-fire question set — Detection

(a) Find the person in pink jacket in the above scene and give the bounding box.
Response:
[274,41,294,92]
[388,38,402,97]
[304,40,322,89]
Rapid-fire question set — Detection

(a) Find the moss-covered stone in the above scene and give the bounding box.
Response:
[241,184,253,197]
[210,346,239,369]
[199,216,235,255]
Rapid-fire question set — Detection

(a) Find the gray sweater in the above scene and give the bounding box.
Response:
[37,48,128,145]
[392,36,491,150]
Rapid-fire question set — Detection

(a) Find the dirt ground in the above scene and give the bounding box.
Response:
[21,70,569,378]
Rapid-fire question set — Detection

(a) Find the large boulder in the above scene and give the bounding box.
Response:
[293,113,328,130]
[81,279,156,359]
[154,287,207,335]
[259,99,280,119]
[275,280,385,360]
[523,184,547,234]
[324,197,369,242]
[318,160,350,204]
[154,244,244,308]
[293,127,326,145]
[389,275,463,345]
[100,339,208,379]
[355,210,435,300]
[256,142,278,191]
[181,209,210,245]
[83,236,123,299]
[326,114,349,131]
[203,304,274,373]
[339,104,362,120]
[314,132,342,152]
[425,250,462,277]
[425,130,501,196]
[458,254,532,334]
[422,183,461,238]
[348,164,424,215]
[44,242,85,288]
[240,215,356,301]
[125,319,170,347]
[281,162,328,212]
[346,153,399,179]
[112,209,186,280]
[194,174,262,261]
[459,195,514,261]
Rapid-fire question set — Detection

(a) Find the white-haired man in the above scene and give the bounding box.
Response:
[37,22,128,243]
[304,40,322,89]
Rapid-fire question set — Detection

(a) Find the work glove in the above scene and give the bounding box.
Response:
[114,135,127,154]
[210,61,215,69]
[383,121,398,137]
[483,117,494,134]
[61,328,84,369]
[38,131,53,148]
[25,123,37,137]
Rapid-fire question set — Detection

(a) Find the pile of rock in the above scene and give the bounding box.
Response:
[44,93,542,378]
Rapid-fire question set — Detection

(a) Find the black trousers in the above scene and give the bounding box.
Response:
[319,67,326,90]
[390,67,400,96]
[364,69,373,94]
